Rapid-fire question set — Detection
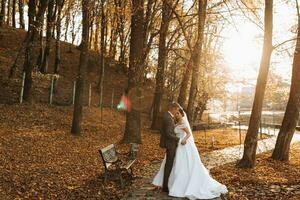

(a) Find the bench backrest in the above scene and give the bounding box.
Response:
[99,144,118,169]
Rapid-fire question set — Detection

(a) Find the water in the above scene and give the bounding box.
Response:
[231,125,279,136]
[201,133,300,170]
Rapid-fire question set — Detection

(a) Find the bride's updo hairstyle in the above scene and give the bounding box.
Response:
[179,107,185,117]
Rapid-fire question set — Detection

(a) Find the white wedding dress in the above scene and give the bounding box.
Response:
[152,113,228,200]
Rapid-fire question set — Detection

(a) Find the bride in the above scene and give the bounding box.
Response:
[152,107,228,199]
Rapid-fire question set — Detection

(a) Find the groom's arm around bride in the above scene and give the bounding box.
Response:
[160,112,179,148]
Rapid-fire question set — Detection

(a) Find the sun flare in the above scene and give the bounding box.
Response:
[223,23,262,81]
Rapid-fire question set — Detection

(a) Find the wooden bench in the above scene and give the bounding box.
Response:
[99,143,138,188]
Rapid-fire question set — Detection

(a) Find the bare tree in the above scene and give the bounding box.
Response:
[122,0,145,144]
[272,0,300,161]
[54,0,64,75]
[22,0,49,102]
[0,0,7,26]
[151,0,173,129]
[98,0,106,121]
[6,0,10,25]
[237,0,273,168]
[178,58,193,107]
[12,0,16,27]
[186,0,208,124]
[115,0,127,72]
[18,0,25,29]
[40,0,55,73]
[71,0,90,135]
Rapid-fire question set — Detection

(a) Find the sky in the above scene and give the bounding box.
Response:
[221,0,297,92]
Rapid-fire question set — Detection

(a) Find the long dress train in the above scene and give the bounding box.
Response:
[152,116,228,199]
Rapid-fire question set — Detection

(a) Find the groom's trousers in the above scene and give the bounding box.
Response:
[163,148,176,192]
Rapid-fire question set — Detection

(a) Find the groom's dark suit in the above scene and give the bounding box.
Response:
[160,112,180,192]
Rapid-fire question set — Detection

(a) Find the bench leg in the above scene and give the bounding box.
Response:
[104,170,108,183]
[119,173,124,188]
[129,167,134,177]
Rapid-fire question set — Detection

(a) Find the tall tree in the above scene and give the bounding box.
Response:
[64,0,72,41]
[52,0,64,92]
[115,0,127,71]
[122,0,144,144]
[108,10,117,59]
[54,0,64,75]
[40,0,55,73]
[272,1,300,161]
[141,0,158,72]
[178,58,192,107]
[18,0,25,29]
[71,0,90,135]
[237,0,273,168]
[68,6,77,52]
[12,0,15,27]
[36,18,45,70]
[151,0,173,129]
[94,3,100,51]
[88,8,93,49]
[22,0,49,101]
[6,0,10,25]
[186,0,208,124]
[98,0,106,113]
[0,0,7,26]
[177,13,196,108]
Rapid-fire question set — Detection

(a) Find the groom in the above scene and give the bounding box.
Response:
[160,102,180,193]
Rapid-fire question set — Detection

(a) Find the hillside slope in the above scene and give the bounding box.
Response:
[0,26,127,106]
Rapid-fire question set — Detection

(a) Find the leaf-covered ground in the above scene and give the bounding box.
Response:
[0,103,271,199]
[211,142,300,200]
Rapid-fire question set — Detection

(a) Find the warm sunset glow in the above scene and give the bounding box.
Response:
[222,1,296,86]
[223,23,262,81]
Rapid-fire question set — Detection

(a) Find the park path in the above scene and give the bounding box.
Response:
[122,133,300,200]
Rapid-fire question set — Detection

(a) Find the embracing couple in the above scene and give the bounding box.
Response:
[152,102,228,199]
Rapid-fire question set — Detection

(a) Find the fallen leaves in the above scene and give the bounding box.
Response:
[0,103,296,199]
[210,142,300,200]
[0,104,127,199]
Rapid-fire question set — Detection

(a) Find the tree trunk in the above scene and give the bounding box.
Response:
[122,0,144,144]
[40,0,55,73]
[115,0,127,71]
[109,27,117,59]
[12,0,15,27]
[97,0,106,91]
[36,20,45,70]
[193,92,208,122]
[71,0,90,135]
[178,58,192,108]
[53,0,63,92]
[108,15,117,59]
[94,13,100,51]
[6,0,10,25]
[151,0,172,129]
[64,7,70,42]
[141,0,154,71]
[69,12,76,53]
[187,0,207,124]
[89,13,94,49]
[23,0,49,102]
[18,0,25,29]
[237,0,273,168]
[169,59,178,101]
[54,0,63,74]
[272,3,300,161]
[0,0,7,26]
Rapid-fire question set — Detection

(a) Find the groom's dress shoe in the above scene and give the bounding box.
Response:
[162,188,169,193]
